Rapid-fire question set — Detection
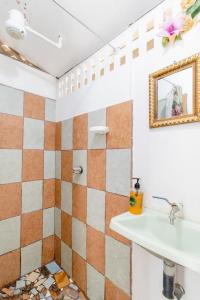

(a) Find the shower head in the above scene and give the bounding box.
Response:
[5,9,26,40]
[5,9,62,48]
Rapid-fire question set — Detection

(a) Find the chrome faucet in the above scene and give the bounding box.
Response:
[153,196,182,225]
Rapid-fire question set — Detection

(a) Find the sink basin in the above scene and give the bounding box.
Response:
[110,209,200,274]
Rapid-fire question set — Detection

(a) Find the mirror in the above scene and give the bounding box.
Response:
[157,67,193,119]
[149,54,200,128]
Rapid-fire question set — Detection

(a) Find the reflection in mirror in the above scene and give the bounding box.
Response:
[157,67,193,120]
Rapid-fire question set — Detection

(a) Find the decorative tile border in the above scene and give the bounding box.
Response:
[146,19,154,32]
[132,48,140,59]
[147,39,154,51]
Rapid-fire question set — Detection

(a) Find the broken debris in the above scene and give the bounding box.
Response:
[0,261,88,300]
[54,271,69,289]
[45,262,61,275]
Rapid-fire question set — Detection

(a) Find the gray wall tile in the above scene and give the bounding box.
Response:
[45,98,56,122]
[105,236,131,295]
[54,207,61,238]
[21,240,42,275]
[87,188,105,233]
[61,181,72,215]
[72,218,86,259]
[22,180,43,213]
[23,118,44,149]
[0,216,20,255]
[106,149,131,196]
[87,264,105,300]
[0,150,22,184]
[44,151,55,179]
[62,118,73,150]
[61,241,72,277]
[55,151,61,179]
[0,84,23,116]
[88,108,106,149]
[73,150,87,186]
[43,207,54,238]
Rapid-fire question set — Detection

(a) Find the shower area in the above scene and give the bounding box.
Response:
[0,83,58,297]
[0,82,132,299]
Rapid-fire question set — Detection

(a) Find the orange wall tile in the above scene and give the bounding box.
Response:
[61,211,72,247]
[87,150,106,190]
[72,251,87,293]
[106,192,131,245]
[107,101,132,149]
[73,114,88,149]
[105,279,131,300]
[55,179,61,208]
[21,210,43,247]
[0,183,21,221]
[23,150,44,181]
[43,179,55,208]
[54,235,61,265]
[55,122,61,150]
[87,226,105,274]
[0,250,20,288]
[42,235,55,265]
[0,113,23,149]
[24,92,45,120]
[44,122,56,150]
[72,184,87,222]
[61,150,72,182]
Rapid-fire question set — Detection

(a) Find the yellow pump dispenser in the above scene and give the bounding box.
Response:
[129,177,143,215]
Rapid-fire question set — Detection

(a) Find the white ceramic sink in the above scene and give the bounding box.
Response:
[110,209,200,274]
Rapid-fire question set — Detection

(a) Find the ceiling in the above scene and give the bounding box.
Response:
[0,0,163,78]
[0,40,42,71]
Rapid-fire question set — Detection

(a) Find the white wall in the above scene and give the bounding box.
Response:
[56,60,132,120]
[132,1,200,299]
[57,0,200,299]
[0,54,57,99]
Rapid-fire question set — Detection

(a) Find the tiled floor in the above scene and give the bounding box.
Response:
[0,261,87,300]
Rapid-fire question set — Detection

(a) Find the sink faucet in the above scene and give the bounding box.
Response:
[153,196,182,225]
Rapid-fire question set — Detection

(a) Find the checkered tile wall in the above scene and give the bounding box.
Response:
[0,84,56,287]
[0,84,132,300]
[55,100,133,299]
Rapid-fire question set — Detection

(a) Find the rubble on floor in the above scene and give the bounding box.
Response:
[0,261,87,300]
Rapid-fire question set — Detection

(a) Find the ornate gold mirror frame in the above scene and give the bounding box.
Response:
[149,53,200,128]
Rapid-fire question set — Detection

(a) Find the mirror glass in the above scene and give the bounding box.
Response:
[157,66,193,120]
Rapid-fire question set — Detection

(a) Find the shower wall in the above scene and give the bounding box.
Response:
[0,84,56,287]
[55,100,133,299]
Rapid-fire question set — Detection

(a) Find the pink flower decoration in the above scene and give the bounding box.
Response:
[159,14,185,43]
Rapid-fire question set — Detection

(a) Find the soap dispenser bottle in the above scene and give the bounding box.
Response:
[129,178,143,215]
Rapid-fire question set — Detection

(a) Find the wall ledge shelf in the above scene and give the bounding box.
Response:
[89,126,109,134]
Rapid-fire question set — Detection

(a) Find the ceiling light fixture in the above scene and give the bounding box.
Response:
[5,9,63,49]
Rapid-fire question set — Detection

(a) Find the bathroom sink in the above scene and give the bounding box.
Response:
[110,209,200,274]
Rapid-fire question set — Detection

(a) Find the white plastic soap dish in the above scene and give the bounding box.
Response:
[89,126,109,135]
